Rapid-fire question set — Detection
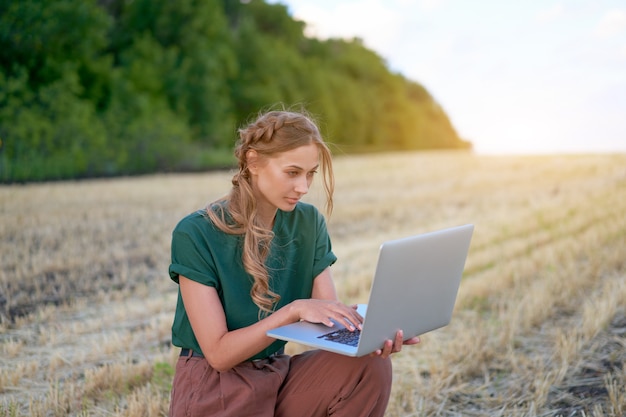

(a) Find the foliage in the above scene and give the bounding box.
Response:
[0,0,471,183]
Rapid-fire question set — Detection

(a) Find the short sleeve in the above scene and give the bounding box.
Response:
[169,218,220,290]
[311,210,337,278]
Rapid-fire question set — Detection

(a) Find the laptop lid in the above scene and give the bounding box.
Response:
[266,224,474,356]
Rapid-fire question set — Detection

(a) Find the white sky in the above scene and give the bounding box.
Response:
[268,0,626,154]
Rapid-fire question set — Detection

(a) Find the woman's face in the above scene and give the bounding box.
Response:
[248,143,319,222]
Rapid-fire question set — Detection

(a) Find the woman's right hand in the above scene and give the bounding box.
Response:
[290,299,363,331]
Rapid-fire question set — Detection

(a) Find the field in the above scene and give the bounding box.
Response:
[1,151,625,416]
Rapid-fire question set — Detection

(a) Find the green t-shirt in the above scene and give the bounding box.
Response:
[169,202,337,361]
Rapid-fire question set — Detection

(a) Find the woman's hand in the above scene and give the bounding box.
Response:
[291,299,363,331]
[371,330,421,359]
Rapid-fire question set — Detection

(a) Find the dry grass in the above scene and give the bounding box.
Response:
[1,151,625,416]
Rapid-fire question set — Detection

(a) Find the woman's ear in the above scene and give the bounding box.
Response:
[246,150,259,175]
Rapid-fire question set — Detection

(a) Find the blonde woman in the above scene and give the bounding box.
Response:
[168,108,419,417]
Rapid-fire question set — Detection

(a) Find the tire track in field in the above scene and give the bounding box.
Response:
[459,180,626,306]
[385,159,626,416]
[0,294,176,413]
[389,210,626,416]
[439,208,626,414]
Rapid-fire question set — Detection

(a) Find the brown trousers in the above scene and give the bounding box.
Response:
[169,349,393,417]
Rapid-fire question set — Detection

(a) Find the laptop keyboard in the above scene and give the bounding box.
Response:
[317,328,361,347]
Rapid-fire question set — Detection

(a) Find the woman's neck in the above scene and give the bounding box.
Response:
[256,206,277,230]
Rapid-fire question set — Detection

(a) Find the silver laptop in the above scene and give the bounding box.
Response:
[266,224,474,356]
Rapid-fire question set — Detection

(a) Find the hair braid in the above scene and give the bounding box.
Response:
[207,108,334,316]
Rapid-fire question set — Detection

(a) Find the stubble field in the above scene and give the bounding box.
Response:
[1,151,625,416]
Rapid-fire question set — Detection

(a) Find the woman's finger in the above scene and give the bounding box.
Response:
[403,336,421,345]
[392,330,404,352]
[325,303,363,330]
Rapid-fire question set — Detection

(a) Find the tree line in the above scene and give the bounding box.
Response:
[0,0,471,183]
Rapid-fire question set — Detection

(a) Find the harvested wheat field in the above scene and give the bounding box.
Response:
[1,151,625,417]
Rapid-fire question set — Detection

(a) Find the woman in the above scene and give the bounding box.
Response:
[168,108,419,417]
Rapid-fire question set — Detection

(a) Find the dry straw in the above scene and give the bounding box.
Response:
[1,151,625,416]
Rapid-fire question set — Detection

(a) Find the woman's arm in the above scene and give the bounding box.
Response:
[180,276,293,371]
[311,267,339,300]
[180,268,363,371]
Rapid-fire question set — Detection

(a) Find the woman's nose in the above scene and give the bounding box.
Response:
[294,176,309,194]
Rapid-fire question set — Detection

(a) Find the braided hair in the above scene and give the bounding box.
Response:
[207,109,335,316]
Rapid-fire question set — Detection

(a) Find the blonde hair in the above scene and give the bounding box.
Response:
[207,109,335,316]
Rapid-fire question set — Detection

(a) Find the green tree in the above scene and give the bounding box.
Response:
[0,0,470,183]
[228,0,307,121]
[107,0,237,147]
[0,0,112,181]
[101,37,192,174]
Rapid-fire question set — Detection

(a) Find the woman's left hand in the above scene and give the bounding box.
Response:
[371,330,421,359]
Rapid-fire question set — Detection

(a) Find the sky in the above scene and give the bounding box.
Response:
[268,0,626,154]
